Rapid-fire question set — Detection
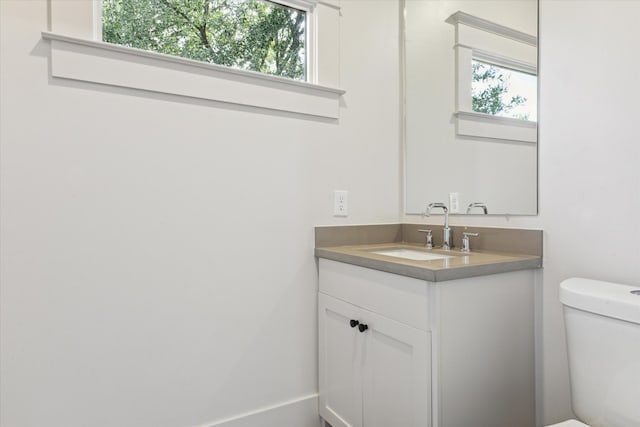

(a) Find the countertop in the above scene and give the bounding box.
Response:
[315,242,542,282]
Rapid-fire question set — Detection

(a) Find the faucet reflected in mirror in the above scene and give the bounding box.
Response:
[425,203,451,250]
[466,202,488,214]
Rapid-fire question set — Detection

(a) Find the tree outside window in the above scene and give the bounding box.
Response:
[471,60,537,121]
[102,0,307,81]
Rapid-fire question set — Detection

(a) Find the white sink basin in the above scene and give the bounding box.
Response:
[370,248,454,261]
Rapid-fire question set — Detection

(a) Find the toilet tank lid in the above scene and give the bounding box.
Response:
[560,278,640,325]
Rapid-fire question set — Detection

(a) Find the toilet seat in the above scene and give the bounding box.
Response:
[546,420,589,427]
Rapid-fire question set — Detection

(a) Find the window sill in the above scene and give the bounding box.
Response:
[453,110,537,143]
[42,31,345,119]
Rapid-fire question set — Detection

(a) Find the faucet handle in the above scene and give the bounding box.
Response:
[418,229,433,249]
[461,232,479,253]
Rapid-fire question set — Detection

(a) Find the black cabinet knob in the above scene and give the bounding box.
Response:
[350,319,359,328]
[358,324,369,333]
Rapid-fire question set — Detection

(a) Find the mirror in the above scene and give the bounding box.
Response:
[404,0,538,215]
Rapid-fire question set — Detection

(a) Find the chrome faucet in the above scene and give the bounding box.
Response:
[425,202,451,250]
[466,202,488,214]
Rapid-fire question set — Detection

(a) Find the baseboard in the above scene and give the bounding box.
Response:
[205,394,321,427]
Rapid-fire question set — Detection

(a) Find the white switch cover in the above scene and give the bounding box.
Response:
[449,192,460,213]
[334,190,348,217]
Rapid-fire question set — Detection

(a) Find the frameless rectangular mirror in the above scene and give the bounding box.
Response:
[403,0,538,216]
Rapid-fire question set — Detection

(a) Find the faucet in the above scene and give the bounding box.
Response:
[461,232,479,253]
[466,202,488,214]
[425,202,451,250]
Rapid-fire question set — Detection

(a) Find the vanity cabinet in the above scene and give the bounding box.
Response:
[318,258,535,427]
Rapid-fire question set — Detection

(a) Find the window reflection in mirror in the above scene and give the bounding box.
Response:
[471,60,537,122]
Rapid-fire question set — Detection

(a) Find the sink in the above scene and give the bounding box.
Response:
[369,248,454,261]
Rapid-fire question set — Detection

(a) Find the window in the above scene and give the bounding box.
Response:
[43,0,344,119]
[471,60,537,122]
[101,0,309,81]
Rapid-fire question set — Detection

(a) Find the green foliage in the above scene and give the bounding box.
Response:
[102,0,306,80]
[472,61,527,119]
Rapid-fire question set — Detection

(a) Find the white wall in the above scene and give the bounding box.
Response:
[537,1,640,422]
[406,1,640,424]
[0,1,401,426]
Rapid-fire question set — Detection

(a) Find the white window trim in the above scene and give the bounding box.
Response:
[92,0,102,41]
[45,0,344,119]
[445,11,536,47]
[447,11,537,143]
[470,49,536,76]
[454,111,536,143]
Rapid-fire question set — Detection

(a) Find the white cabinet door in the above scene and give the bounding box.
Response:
[319,292,431,427]
[361,310,431,427]
[319,293,364,427]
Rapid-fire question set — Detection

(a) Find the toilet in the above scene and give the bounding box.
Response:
[546,278,640,427]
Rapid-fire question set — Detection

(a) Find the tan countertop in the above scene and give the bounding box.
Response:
[315,242,542,282]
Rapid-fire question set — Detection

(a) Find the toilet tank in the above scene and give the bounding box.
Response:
[560,278,640,427]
